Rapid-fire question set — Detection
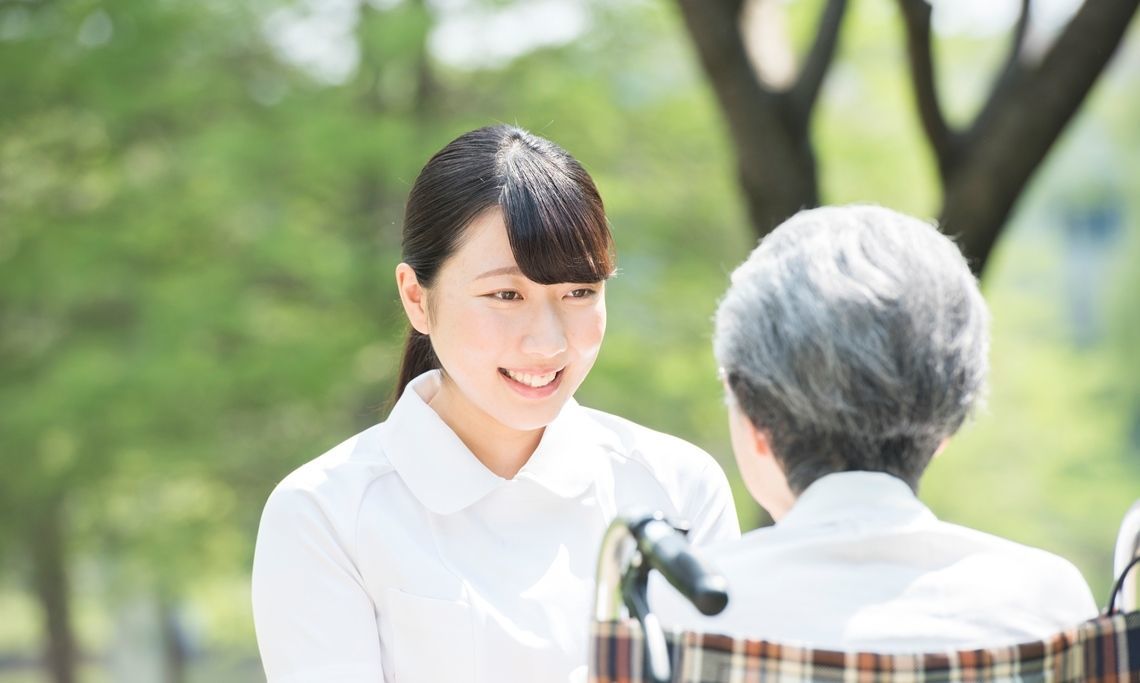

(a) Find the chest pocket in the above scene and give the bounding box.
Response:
[385,589,476,683]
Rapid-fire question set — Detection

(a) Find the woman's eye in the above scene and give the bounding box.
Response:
[567,288,597,299]
[491,290,522,301]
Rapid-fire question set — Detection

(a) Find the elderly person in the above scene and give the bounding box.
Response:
[655,205,1097,651]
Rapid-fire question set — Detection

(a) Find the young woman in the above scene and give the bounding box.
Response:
[251,125,739,683]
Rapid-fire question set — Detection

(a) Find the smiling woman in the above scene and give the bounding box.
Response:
[393,126,613,479]
[398,209,608,477]
[249,125,740,683]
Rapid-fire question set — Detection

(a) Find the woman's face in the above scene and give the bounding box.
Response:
[401,208,607,435]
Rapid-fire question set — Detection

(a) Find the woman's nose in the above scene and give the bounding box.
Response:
[521,302,568,358]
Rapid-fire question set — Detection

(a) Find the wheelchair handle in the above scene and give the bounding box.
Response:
[594,518,636,622]
[593,513,729,620]
[593,513,729,683]
[1111,499,1140,612]
[635,516,729,616]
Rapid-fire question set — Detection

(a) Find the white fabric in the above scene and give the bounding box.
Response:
[252,370,740,683]
[653,471,1098,652]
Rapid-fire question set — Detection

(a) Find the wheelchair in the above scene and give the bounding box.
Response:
[589,502,1140,683]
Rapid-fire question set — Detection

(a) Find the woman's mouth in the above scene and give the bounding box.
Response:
[502,369,558,387]
[499,367,564,397]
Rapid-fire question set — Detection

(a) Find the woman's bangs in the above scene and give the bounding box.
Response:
[499,155,614,285]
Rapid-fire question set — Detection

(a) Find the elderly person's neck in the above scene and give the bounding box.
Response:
[726,385,955,523]
[753,436,952,524]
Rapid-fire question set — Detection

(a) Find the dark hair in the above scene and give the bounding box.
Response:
[394,125,615,397]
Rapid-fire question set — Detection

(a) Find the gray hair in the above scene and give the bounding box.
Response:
[714,205,989,493]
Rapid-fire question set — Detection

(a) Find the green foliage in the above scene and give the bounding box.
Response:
[0,0,1137,675]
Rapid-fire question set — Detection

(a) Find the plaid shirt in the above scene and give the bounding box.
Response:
[590,612,1140,682]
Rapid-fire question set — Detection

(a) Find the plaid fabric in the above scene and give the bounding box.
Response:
[590,612,1140,683]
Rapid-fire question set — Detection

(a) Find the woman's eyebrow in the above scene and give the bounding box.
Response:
[475,265,522,280]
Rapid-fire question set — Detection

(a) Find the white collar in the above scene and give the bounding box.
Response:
[777,471,935,531]
[380,370,617,515]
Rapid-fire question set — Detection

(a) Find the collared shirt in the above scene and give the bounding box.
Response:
[252,370,740,683]
[653,471,1098,652]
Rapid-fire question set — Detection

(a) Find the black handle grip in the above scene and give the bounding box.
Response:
[635,517,729,616]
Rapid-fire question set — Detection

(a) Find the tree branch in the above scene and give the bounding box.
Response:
[970,0,1137,146]
[944,0,1140,274]
[676,0,770,99]
[896,0,957,177]
[790,0,848,122]
[965,0,1030,137]
[1004,0,1031,78]
[1033,0,1139,90]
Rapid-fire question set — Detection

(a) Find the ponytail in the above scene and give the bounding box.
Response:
[394,328,439,399]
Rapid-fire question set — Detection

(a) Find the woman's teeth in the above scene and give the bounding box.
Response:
[504,369,558,388]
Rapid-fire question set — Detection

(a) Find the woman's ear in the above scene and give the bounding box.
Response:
[395,263,431,335]
[932,437,951,459]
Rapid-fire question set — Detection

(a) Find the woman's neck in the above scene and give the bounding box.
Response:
[426,378,544,479]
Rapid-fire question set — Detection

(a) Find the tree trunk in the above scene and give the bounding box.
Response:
[736,118,819,238]
[676,0,1138,275]
[675,0,832,236]
[28,502,77,683]
[944,0,1139,273]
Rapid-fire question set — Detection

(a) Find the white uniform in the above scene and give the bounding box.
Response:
[252,370,740,683]
[653,471,1098,652]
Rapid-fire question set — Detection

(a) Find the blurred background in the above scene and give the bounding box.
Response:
[1,0,1138,680]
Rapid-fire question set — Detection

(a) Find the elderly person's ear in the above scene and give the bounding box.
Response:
[729,403,772,458]
[726,401,797,521]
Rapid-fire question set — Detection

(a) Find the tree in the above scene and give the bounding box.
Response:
[674,0,1140,274]
[0,1,438,679]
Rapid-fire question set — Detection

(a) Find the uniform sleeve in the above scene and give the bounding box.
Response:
[1042,555,1100,626]
[682,457,741,547]
[251,484,384,683]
